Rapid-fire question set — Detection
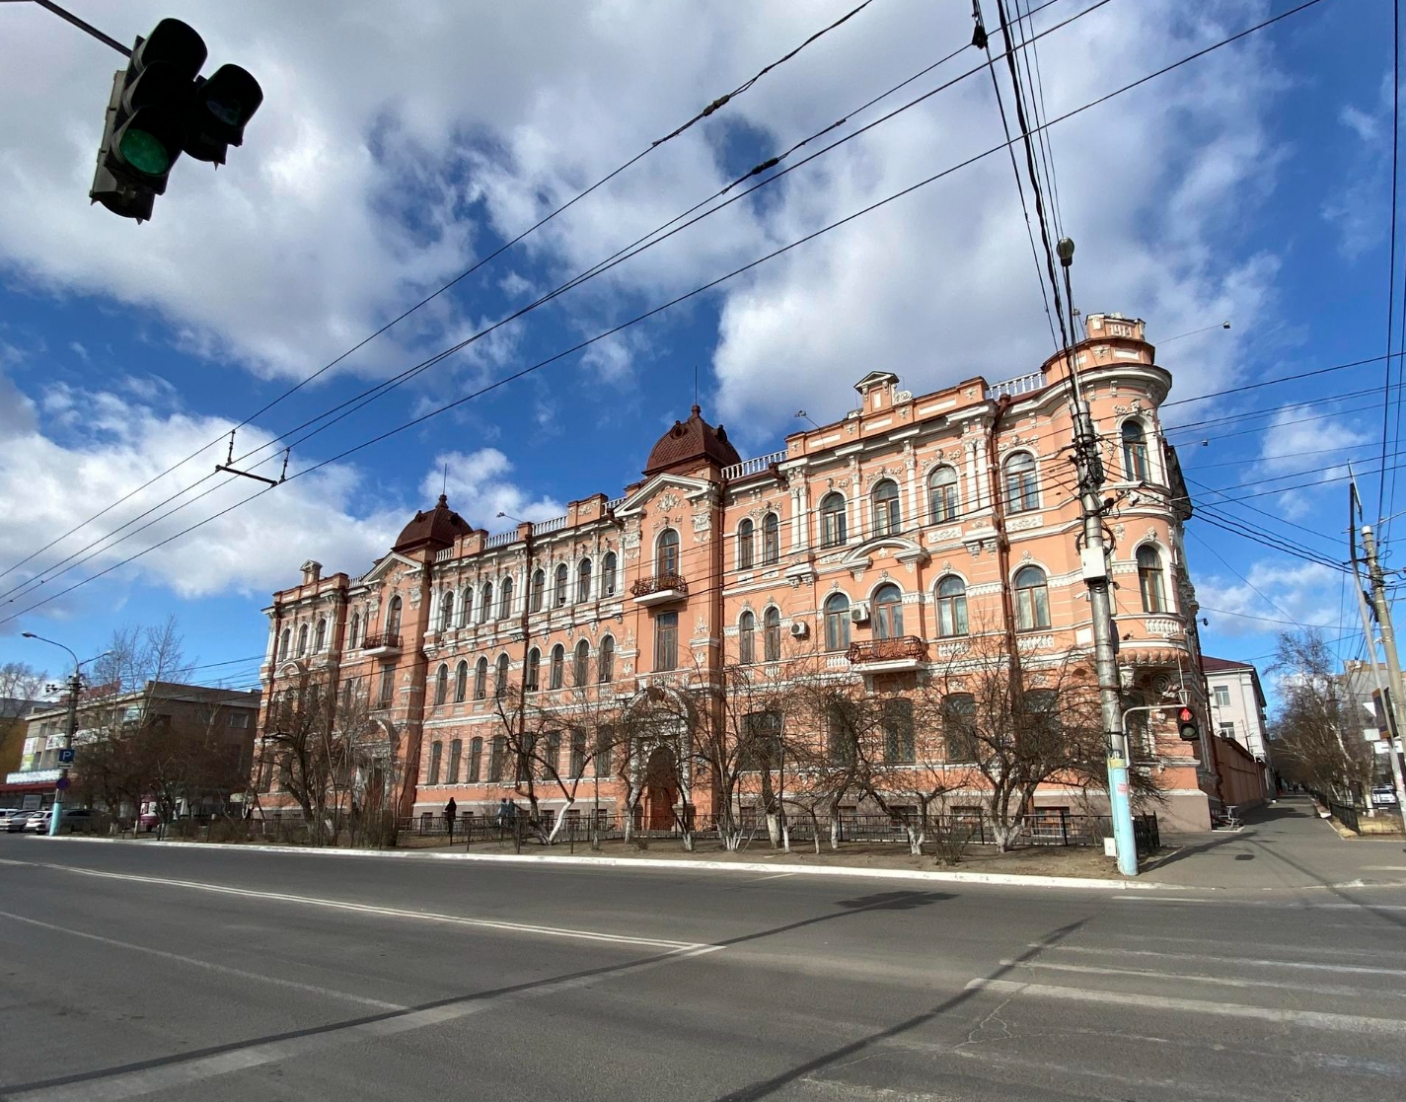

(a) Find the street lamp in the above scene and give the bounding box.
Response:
[20,634,112,837]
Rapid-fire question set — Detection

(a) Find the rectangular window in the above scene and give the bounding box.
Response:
[570,728,587,777]
[488,736,505,783]
[227,712,250,729]
[428,742,442,785]
[882,699,915,763]
[378,666,395,709]
[1219,721,1235,738]
[447,739,462,784]
[1213,685,1231,707]
[826,702,855,765]
[541,731,561,780]
[655,612,678,671]
[595,725,614,777]
[468,737,483,783]
[943,694,977,761]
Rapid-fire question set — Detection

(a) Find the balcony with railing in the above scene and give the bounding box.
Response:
[360,632,402,657]
[984,371,1046,401]
[846,636,928,670]
[721,449,787,481]
[484,530,518,549]
[631,572,689,606]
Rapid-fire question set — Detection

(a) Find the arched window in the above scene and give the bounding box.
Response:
[1004,453,1040,513]
[498,577,513,619]
[1123,421,1150,482]
[554,564,569,607]
[348,613,360,650]
[737,519,755,570]
[297,624,309,656]
[428,742,442,785]
[602,552,618,597]
[279,628,291,661]
[494,653,510,698]
[526,647,541,691]
[447,739,462,784]
[468,737,483,782]
[1138,545,1167,613]
[599,635,615,682]
[820,492,847,547]
[387,596,402,636]
[474,657,488,700]
[440,591,454,632]
[763,607,782,661]
[480,583,493,622]
[454,660,468,703]
[315,618,327,651]
[657,529,680,575]
[872,479,901,537]
[873,584,904,639]
[530,569,545,613]
[929,466,959,522]
[460,587,473,627]
[1014,566,1050,631]
[762,513,780,564]
[577,559,592,603]
[574,640,590,686]
[738,611,756,664]
[549,644,565,690]
[434,664,448,706]
[936,575,968,638]
[824,593,851,652]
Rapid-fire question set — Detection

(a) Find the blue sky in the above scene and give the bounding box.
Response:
[0,0,1395,697]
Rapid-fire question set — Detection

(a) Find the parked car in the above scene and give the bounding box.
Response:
[1372,785,1400,808]
[0,808,32,831]
[14,810,49,833]
[46,808,107,834]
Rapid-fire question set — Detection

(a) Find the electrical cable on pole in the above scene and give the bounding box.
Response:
[1055,238,1139,875]
[1347,473,1406,827]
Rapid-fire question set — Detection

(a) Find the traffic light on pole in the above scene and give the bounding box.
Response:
[89,19,262,222]
[1177,706,1199,742]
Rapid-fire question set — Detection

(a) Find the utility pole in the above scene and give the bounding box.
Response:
[20,633,109,837]
[1056,238,1139,876]
[1358,524,1406,823]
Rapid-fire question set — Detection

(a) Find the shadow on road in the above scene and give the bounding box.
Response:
[0,887,956,1097]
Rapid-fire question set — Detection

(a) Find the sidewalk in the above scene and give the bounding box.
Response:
[1141,795,1406,890]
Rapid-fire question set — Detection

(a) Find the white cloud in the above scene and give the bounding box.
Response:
[423,449,564,530]
[1195,558,1342,638]
[0,0,1304,437]
[0,365,404,616]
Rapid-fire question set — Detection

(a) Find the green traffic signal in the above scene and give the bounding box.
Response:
[118,129,171,175]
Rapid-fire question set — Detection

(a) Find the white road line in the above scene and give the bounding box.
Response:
[4,944,692,1102]
[1112,896,1406,911]
[9,860,707,952]
[964,978,1406,1035]
[749,872,799,882]
[998,958,1406,1000]
[0,909,407,1011]
[1033,943,1406,977]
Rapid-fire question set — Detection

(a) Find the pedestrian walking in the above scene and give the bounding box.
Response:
[444,797,457,843]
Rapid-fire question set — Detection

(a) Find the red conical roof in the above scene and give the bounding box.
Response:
[392,494,473,554]
[643,405,741,476]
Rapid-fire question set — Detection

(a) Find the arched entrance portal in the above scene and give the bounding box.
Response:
[643,746,678,832]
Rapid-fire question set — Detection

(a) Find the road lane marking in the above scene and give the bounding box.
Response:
[6,859,708,952]
[1032,943,1406,977]
[964,978,1406,1035]
[0,909,407,1011]
[1111,896,1406,911]
[749,872,799,882]
[998,958,1406,999]
[1,929,713,1102]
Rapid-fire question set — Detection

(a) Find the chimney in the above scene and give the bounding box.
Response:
[301,560,322,586]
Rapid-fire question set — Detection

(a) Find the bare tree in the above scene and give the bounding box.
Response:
[0,661,47,776]
[93,616,190,693]
[1271,629,1370,803]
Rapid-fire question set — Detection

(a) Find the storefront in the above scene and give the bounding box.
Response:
[0,769,63,811]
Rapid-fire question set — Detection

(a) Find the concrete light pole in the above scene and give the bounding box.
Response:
[20,633,110,837]
[1357,526,1406,826]
[1055,239,1139,876]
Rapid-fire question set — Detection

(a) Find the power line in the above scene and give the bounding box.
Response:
[0,0,886,592]
[7,6,1084,608]
[1383,0,1403,527]
[1186,529,1317,626]
[0,0,1329,626]
[1161,350,1399,409]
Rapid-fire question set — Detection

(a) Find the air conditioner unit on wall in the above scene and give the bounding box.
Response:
[789,621,809,639]
[849,603,870,624]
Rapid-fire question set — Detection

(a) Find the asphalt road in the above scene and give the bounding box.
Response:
[1,836,1404,1102]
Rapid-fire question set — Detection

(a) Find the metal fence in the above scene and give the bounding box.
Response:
[1307,788,1362,833]
[391,808,1160,855]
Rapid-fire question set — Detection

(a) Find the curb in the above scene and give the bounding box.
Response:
[34,835,1177,891]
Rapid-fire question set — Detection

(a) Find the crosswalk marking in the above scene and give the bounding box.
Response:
[965,978,1406,1035]
[998,958,1406,999]
[1032,942,1406,977]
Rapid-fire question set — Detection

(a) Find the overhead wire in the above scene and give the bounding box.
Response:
[0,0,1331,626]
[0,0,886,592]
[2,2,1107,609]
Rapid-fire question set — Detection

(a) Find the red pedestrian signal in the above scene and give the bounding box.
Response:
[1177,706,1199,742]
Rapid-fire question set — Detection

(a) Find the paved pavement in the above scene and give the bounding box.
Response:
[1146,794,1406,891]
[1,826,1405,1102]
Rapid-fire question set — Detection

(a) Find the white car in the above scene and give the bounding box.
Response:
[1372,786,1400,808]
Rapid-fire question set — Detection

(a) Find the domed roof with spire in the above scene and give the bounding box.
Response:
[643,405,741,476]
[392,494,474,554]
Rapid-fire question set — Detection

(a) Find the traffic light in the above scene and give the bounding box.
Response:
[90,19,262,222]
[1177,705,1199,742]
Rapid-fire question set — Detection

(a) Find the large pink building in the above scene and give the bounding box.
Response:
[255,313,1222,832]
